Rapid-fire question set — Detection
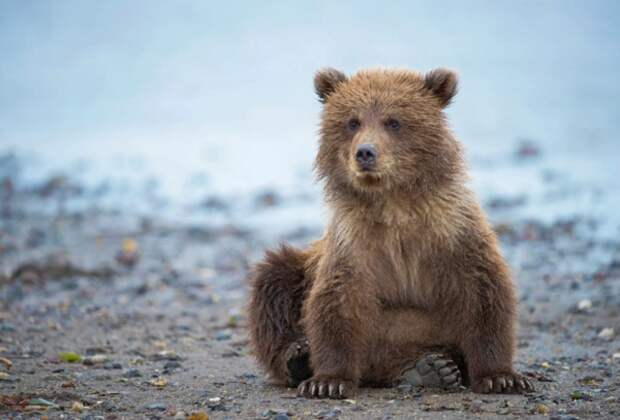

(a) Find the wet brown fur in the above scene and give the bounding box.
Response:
[247,67,530,397]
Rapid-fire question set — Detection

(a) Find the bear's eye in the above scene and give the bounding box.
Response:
[385,118,400,131]
[347,118,361,131]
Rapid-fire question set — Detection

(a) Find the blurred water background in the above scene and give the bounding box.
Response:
[1,0,619,236]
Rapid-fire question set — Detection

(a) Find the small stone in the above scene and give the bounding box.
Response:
[315,408,341,419]
[85,346,111,356]
[207,397,225,411]
[612,352,620,360]
[515,140,541,159]
[71,401,84,413]
[82,354,109,365]
[149,377,168,387]
[122,368,141,378]
[103,362,122,370]
[598,328,615,340]
[145,402,167,411]
[274,414,290,420]
[28,398,58,408]
[58,352,82,363]
[577,299,592,311]
[0,356,12,369]
[164,360,182,371]
[0,322,16,332]
[0,372,9,381]
[100,400,119,412]
[534,403,549,415]
[151,350,181,361]
[571,390,593,401]
[116,238,140,267]
[187,413,209,420]
[469,399,484,413]
[214,331,231,341]
[174,412,187,419]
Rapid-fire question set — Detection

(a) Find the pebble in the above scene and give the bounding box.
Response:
[82,354,109,365]
[534,403,549,415]
[100,400,120,411]
[145,402,167,411]
[0,322,16,332]
[121,368,141,378]
[149,377,168,387]
[164,360,182,371]
[103,362,122,370]
[571,390,593,401]
[515,140,541,159]
[315,408,341,419]
[577,299,592,311]
[116,238,140,267]
[174,412,187,419]
[469,399,484,413]
[598,327,615,340]
[72,401,84,413]
[0,356,12,369]
[151,350,181,361]
[262,408,290,418]
[207,397,225,411]
[215,330,232,341]
[28,398,58,408]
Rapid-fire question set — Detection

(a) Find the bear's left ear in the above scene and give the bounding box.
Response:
[314,68,347,103]
[423,68,458,107]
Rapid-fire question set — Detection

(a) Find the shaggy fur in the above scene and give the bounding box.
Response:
[247,67,533,399]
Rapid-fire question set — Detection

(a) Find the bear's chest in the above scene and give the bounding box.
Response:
[352,229,434,309]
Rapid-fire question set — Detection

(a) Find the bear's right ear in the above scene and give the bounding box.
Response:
[314,68,347,103]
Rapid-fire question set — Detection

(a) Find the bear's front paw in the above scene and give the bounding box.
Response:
[472,372,534,394]
[297,376,355,399]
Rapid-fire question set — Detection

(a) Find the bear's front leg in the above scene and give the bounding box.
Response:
[456,253,535,394]
[298,258,379,399]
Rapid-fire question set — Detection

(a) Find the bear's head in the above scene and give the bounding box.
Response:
[314,68,464,199]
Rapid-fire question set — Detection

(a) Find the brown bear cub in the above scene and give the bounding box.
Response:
[247,67,534,399]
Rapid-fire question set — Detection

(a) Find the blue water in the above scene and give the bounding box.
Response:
[1,1,619,233]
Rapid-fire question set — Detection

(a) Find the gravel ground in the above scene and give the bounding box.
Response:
[1,159,619,419]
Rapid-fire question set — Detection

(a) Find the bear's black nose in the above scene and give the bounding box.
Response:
[355,144,377,170]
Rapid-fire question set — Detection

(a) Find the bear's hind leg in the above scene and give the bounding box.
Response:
[247,245,312,386]
[398,352,462,390]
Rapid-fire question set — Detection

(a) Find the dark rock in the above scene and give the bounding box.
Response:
[0,322,16,332]
[122,368,141,378]
[215,330,232,341]
[103,362,122,370]
[515,139,541,159]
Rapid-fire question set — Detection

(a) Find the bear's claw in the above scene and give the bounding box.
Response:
[297,376,354,399]
[473,372,534,394]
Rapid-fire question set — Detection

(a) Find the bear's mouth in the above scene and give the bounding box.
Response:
[352,171,383,188]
